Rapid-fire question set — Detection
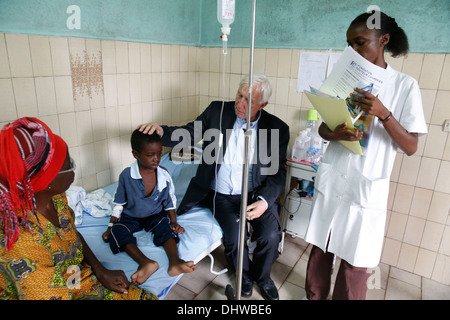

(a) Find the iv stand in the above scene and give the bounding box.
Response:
[225,0,257,300]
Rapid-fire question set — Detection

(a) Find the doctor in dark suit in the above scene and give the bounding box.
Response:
[139,73,289,300]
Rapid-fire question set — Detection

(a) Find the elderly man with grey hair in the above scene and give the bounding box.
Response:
[139,73,289,300]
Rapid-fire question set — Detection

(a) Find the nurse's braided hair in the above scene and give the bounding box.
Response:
[350,11,409,57]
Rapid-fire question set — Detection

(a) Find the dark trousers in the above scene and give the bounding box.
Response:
[305,245,370,300]
[206,189,282,285]
[109,212,178,254]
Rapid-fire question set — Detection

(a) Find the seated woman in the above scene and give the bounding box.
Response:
[0,117,157,300]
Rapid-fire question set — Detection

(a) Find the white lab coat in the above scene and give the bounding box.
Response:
[304,65,428,268]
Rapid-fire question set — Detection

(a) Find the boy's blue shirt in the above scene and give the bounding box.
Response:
[113,161,176,218]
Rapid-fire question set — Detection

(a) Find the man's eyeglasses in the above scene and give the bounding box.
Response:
[58,156,76,174]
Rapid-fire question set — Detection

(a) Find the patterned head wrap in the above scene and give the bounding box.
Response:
[0,117,67,251]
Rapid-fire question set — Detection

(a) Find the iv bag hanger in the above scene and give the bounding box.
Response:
[225,0,257,301]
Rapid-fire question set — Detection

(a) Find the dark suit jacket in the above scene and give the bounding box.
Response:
[161,101,290,219]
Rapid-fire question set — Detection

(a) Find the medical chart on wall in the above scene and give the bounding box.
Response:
[296,51,342,92]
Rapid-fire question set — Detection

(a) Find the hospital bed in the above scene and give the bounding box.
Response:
[74,151,225,299]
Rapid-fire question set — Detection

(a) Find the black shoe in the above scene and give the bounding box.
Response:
[258,279,279,300]
[241,276,253,297]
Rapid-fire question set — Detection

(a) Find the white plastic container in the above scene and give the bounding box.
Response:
[291,130,310,162]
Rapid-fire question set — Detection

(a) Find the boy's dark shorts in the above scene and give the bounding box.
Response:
[109,212,179,254]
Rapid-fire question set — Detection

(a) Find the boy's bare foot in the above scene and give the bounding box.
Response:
[168,259,197,276]
[131,260,159,285]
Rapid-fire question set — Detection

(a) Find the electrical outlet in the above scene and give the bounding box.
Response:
[444,120,450,132]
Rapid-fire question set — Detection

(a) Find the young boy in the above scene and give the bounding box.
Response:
[102,130,196,286]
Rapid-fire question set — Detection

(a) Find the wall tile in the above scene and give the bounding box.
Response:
[439,226,450,256]
[435,160,450,193]
[116,74,130,106]
[416,157,440,189]
[141,43,152,73]
[428,191,450,224]
[431,91,450,126]
[6,34,33,77]
[90,107,107,141]
[414,248,436,278]
[161,73,171,100]
[420,89,436,124]
[12,77,38,117]
[0,34,11,78]
[130,103,143,129]
[141,73,152,102]
[398,154,421,185]
[229,48,241,74]
[419,54,445,90]
[29,35,53,76]
[403,216,425,246]
[265,49,279,77]
[170,45,180,73]
[392,184,414,214]
[423,124,447,159]
[93,139,109,172]
[58,112,78,147]
[79,143,96,177]
[49,37,71,76]
[421,221,445,251]
[0,79,17,121]
[35,77,57,116]
[118,104,131,136]
[410,187,433,219]
[253,48,266,74]
[128,42,141,74]
[75,110,93,145]
[151,44,162,73]
[275,77,289,105]
[397,243,418,272]
[101,40,116,74]
[54,76,75,113]
[161,45,172,73]
[431,254,450,285]
[381,238,401,266]
[115,41,129,74]
[402,53,423,81]
[129,73,142,104]
[438,54,450,90]
[277,49,292,78]
[387,211,408,240]
[151,73,162,101]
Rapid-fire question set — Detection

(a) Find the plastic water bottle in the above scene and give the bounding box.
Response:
[291,130,310,162]
[306,109,323,150]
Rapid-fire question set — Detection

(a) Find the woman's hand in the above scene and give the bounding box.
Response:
[350,88,391,120]
[331,122,363,142]
[96,267,131,294]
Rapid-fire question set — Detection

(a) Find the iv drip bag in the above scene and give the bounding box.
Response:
[217,0,235,35]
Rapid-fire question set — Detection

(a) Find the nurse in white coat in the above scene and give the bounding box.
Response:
[304,11,427,300]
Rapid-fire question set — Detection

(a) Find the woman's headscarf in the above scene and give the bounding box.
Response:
[0,117,67,251]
